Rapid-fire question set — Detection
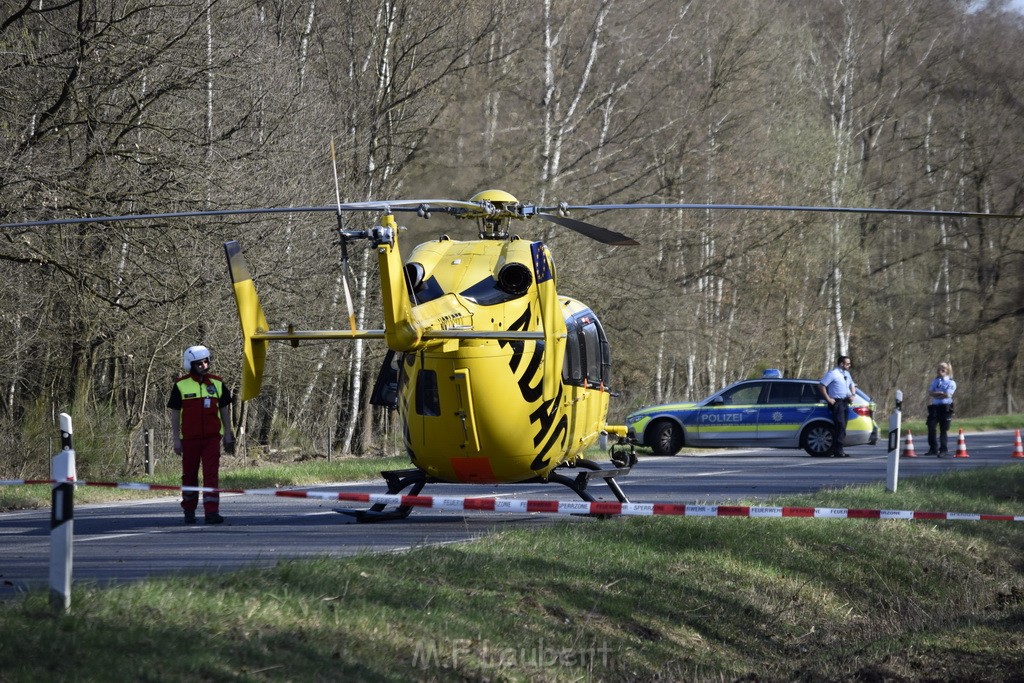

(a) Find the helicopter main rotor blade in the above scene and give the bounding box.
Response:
[6,198,1020,231]
[537,212,639,246]
[547,203,1024,221]
[0,199,483,230]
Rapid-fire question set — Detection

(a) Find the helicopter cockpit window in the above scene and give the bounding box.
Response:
[563,328,583,383]
[582,321,603,385]
[408,273,445,304]
[562,309,611,390]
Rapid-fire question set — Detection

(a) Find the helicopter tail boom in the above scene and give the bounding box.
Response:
[225,237,550,402]
[224,240,396,400]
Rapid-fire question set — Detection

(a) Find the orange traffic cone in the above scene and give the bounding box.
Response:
[901,429,918,458]
[953,429,970,458]
[1011,429,1024,459]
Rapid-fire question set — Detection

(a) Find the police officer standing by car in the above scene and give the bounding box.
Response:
[819,355,856,457]
[168,345,235,524]
[925,361,957,457]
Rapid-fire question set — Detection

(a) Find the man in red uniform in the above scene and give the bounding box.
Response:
[167,345,235,524]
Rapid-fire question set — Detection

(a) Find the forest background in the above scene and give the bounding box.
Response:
[2,0,1023,478]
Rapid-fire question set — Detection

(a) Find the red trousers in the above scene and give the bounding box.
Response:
[181,437,221,514]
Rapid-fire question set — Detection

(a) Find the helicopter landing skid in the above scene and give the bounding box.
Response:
[336,458,632,523]
[334,468,431,523]
[546,458,631,504]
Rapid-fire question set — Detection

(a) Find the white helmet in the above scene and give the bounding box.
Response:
[182,345,211,371]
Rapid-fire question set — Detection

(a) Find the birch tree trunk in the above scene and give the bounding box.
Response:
[539,0,613,203]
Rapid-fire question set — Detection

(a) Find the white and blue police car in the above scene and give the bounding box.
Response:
[624,370,878,456]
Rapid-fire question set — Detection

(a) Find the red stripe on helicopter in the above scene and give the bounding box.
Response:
[450,457,499,484]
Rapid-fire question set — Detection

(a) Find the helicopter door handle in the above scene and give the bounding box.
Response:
[451,369,480,452]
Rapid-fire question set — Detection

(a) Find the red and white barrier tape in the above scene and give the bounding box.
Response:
[3,478,1022,522]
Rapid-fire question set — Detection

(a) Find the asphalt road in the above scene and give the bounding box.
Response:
[2,429,1021,597]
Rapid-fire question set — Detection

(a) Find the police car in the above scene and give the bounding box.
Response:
[624,371,878,456]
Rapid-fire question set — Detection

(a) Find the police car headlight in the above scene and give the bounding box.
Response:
[625,414,645,424]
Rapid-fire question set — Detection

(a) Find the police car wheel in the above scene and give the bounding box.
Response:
[648,420,683,456]
[802,423,835,457]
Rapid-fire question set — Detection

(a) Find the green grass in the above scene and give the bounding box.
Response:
[1,467,1021,681]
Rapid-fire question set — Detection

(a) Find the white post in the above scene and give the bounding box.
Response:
[50,413,76,613]
[885,390,903,493]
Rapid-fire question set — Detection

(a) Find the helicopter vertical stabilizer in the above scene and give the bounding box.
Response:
[224,240,269,401]
[531,242,566,402]
[373,214,420,350]
[373,215,475,352]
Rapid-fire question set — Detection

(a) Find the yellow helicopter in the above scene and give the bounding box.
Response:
[221,189,1023,521]
[3,190,1019,521]
[226,189,641,520]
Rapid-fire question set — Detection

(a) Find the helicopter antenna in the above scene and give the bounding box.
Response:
[331,139,358,334]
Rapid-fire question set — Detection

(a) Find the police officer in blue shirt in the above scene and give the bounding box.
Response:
[819,355,856,457]
[925,361,957,457]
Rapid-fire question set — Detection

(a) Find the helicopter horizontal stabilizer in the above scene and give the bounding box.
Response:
[252,329,388,342]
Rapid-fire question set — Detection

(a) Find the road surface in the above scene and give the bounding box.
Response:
[2,430,1020,596]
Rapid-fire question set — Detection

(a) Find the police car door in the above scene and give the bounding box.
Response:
[757,381,812,446]
[694,382,765,445]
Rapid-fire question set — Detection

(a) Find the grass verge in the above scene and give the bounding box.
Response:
[0,467,1021,681]
[0,455,410,511]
